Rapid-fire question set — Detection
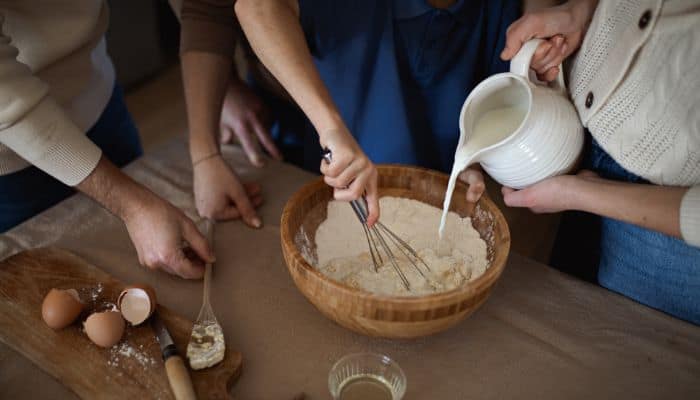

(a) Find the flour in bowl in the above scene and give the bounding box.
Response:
[314,197,489,296]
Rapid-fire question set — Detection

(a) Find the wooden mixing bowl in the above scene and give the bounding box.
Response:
[280,165,511,338]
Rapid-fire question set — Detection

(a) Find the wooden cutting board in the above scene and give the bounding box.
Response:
[0,247,242,399]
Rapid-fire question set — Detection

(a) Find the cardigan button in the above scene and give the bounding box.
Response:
[639,10,652,29]
[585,92,594,108]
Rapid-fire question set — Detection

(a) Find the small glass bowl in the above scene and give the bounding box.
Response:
[328,353,407,400]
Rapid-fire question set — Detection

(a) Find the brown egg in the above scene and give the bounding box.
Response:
[117,284,157,326]
[42,288,84,330]
[83,310,125,348]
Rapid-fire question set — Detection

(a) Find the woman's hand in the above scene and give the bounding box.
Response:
[219,78,283,167]
[501,172,594,214]
[320,128,379,226]
[501,0,598,82]
[459,167,486,203]
[193,155,264,227]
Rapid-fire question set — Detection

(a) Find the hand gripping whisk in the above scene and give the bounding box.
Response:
[322,149,431,291]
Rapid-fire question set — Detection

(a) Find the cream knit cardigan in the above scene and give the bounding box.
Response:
[569,0,700,247]
[0,1,113,186]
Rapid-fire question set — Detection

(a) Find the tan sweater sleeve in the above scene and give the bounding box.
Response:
[178,0,238,57]
[680,186,700,248]
[0,17,101,186]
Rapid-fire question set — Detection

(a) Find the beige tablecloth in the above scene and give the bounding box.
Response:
[1,139,698,400]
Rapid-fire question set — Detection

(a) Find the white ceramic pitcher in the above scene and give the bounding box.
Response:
[455,39,584,189]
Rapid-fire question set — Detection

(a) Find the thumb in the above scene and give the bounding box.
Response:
[364,169,380,227]
[501,12,558,61]
[165,247,204,280]
[501,186,515,196]
[502,187,529,208]
[182,219,215,263]
[501,16,534,60]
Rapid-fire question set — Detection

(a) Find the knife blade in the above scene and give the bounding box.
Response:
[151,312,197,400]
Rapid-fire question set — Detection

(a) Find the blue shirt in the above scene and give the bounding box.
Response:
[265,0,520,172]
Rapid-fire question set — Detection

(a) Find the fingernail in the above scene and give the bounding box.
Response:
[251,217,262,228]
[501,47,511,59]
[252,156,264,167]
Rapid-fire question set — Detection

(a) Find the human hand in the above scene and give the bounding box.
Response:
[220,78,282,167]
[459,167,486,203]
[122,192,214,279]
[76,156,213,279]
[192,154,264,227]
[500,0,598,82]
[319,128,379,226]
[501,170,599,213]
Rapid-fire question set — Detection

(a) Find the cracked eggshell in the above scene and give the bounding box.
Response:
[83,310,125,348]
[117,284,157,326]
[42,288,84,330]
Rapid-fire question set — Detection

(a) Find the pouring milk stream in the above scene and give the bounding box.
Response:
[439,39,584,237]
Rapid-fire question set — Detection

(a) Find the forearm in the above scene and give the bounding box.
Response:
[76,156,156,222]
[235,0,343,138]
[181,51,231,161]
[571,178,686,238]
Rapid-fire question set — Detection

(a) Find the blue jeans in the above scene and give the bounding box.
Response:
[0,85,142,231]
[551,136,700,325]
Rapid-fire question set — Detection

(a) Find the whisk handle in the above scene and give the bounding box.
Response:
[350,198,369,224]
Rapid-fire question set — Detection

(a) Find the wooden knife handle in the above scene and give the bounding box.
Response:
[165,355,198,400]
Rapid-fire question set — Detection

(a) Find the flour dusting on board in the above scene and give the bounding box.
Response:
[107,342,157,368]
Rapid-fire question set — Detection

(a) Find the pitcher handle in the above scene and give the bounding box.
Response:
[510,38,567,95]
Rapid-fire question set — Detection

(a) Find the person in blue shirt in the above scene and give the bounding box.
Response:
[177,0,522,225]
[235,0,520,223]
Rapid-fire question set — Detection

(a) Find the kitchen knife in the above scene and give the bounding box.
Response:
[151,312,198,400]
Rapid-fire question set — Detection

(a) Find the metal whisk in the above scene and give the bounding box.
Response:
[322,149,431,291]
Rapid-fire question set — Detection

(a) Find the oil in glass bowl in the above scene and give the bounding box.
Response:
[329,353,406,400]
